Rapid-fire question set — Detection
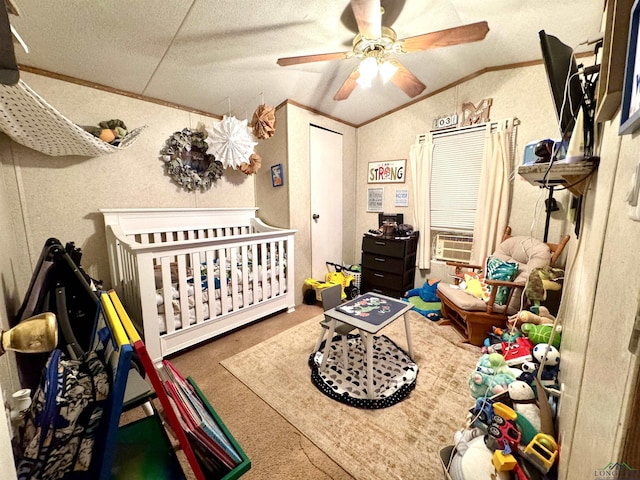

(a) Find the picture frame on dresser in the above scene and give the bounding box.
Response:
[619,0,640,135]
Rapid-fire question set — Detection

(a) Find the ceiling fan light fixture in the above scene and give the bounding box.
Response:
[379,60,398,83]
[356,56,378,88]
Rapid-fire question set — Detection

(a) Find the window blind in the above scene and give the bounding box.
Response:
[429,125,486,231]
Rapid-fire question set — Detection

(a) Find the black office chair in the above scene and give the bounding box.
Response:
[312,284,354,367]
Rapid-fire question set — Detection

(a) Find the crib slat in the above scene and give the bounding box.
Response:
[192,251,205,325]
[219,248,228,315]
[260,241,268,299]
[241,245,250,306]
[270,241,276,298]
[230,246,239,311]
[160,256,175,335]
[205,250,217,319]
[177,254,189,330]
[251,243,259,304]
[278,239,285,295]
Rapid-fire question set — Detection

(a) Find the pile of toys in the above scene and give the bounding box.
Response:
[441,305,562,480]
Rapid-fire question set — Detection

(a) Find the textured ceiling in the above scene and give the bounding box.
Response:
[9,0,605,126]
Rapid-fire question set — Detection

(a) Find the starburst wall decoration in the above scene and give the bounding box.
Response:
[205,115,258,169]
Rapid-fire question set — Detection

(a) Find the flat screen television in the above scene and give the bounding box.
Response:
[539,30,585,142]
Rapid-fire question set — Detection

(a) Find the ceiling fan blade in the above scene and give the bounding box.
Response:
[350,0,382,39]
[277,51,351,67]
[389,59,426,98]
[333,68,361,101]
[341,0,405,33]
[398,21,489,53]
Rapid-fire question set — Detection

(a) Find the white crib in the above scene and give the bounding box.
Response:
[101,208,296,363]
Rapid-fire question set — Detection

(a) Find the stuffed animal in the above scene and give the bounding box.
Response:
[532,343,561,385]
[469,353,516,398]
[524,266,564,308]
[508,305,555,328]
[404,279,441,320]
[508,380,541,434]
[521,323,562,349]
[81,119,128,145]
[405,279,439,302]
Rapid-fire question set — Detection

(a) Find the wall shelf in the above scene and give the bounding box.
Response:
[517,161,597,196]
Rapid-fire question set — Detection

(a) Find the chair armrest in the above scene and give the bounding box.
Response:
[446,261,482,270]
[483,279,525,314]
[484,279,524,289]
[446,261,483,285]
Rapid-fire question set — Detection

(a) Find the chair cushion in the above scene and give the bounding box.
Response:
[437,283,508,313]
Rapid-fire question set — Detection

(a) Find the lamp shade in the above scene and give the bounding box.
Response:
[0,312,57,355]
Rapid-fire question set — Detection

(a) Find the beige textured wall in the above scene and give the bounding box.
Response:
[285,104,357,305]
[557,109,640,477]
[255,106,289,228]
[7,72,257,291]
[356,63,573,284]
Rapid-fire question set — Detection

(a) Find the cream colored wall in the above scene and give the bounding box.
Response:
[557,109,640,477]
[356,64,573,285]
[6,72,256,291]
[0,136,28,399]
[285,104,357,305]
[255,106,289,228]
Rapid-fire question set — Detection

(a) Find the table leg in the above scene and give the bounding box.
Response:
[403,312,414,359]
[363,330,374,399]
[320,320,337,369]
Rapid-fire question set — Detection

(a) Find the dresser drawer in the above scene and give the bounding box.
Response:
[362,236,406,257]
[361,252,405,274]
[362,268,403,288]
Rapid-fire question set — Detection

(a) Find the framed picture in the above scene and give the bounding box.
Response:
[367,187,384,212]
[367,159,406,184]
[596,0,632,123]
[271,164,284,187]
[620,0,640,135]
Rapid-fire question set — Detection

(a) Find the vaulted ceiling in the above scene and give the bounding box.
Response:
[8,0,605,126]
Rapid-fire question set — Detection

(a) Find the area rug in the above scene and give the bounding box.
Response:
[221,310,481,480]
[309,333,419,409]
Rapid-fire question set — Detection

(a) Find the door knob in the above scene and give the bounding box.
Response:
[312,214,320,220]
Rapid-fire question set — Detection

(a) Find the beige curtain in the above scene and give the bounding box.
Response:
[409,141,432,269]
[471,121,513,263]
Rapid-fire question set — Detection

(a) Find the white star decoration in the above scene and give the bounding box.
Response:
[205,115,258,169]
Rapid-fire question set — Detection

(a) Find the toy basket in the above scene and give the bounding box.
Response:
[346,264,361,292]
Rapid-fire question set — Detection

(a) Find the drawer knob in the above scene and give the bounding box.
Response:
[375,241,386,245]
[374,273,385,278]
[374,257,386,262]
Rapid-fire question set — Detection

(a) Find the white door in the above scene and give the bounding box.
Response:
[310,125,343,280]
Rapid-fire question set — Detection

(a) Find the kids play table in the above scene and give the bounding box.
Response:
[320,292,414,399]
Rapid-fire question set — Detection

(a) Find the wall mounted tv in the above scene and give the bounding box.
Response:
[539,30,585,142]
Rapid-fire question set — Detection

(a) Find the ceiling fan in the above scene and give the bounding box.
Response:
[277,0,489,101]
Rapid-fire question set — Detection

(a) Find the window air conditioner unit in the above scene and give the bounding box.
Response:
[434,234,473,263]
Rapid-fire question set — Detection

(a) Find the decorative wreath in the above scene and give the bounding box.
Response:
[160,128,223,191]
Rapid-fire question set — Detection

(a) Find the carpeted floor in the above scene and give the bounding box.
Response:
[166,303,353,479]
[220,309,480,480]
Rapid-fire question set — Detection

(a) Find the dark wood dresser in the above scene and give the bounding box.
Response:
[360,232,419,299]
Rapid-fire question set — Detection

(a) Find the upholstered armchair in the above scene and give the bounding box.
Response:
[436,227,569,346]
